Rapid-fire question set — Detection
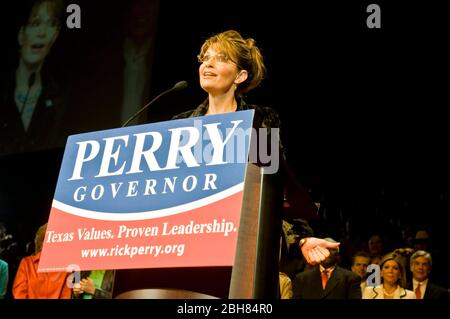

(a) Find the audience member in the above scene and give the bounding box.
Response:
[350,251,370,293]
[12,223,71,299]
[0,259,8,299]
[72,270,115,299]
[408,250,447,299]
[413,230,430,252]
[279,271,292,299]
[362,252,415,299]
[367,234,384,263]
[292,238,361,299]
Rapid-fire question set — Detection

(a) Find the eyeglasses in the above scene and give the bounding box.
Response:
[27,17,60,30]
[197,53,231,64]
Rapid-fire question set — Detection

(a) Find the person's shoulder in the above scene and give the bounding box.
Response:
[245,104,281,128]
[15,255,31,269]
[428,282,448,298]
[336,266,360,279]
[362,285,380,299]
[294,266,317,279]
[280,271,291,279]
[247,104,280,118]
[402,288,416,299]
[364,285,382,292]
[0,259,7,271]
[429,281,447,292]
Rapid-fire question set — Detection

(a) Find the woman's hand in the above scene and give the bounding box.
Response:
[299,237,340,265]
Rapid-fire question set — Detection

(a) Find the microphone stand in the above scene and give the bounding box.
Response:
[121,81,188,128]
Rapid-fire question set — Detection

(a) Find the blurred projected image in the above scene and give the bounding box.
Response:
[0,0,67,156]
[63,0,160,135]
[0,0,162,156]
[121,0,160,126]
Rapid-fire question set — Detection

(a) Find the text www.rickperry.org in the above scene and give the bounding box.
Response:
[81,243,185,259]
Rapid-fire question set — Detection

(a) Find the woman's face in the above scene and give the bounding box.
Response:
[18,2,59,67]
[199,47,242,96]
[381,260,402,285]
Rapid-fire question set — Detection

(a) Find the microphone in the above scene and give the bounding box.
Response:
[20,72,36,115]
[121,80,188,127]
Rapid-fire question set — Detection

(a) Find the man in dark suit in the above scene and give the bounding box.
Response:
[408,250,448,300]
[292,238,361,299]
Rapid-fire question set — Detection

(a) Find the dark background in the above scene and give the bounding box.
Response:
[1,0,449,288]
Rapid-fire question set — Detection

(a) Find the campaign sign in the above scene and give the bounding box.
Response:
[39,110,254,272]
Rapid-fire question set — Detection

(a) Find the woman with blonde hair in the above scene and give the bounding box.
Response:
[362,252,415,299]
[174,29,340,266]
[173,30,274,127]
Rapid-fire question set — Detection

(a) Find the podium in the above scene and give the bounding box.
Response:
[113,163,283,299]
[38,110,295,299]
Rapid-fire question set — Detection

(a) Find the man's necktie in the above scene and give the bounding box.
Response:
[415,283,422,299]
[321,270,328,290]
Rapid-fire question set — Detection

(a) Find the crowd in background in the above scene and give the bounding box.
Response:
[2,210,449,299]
